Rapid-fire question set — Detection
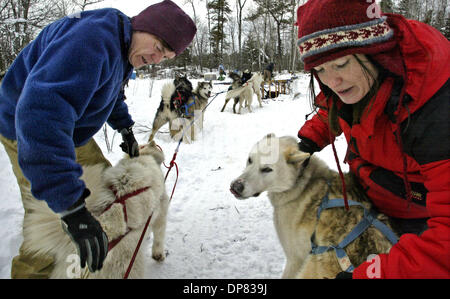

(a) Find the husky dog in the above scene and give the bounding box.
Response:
[148,74,193,141]
[22,142,169,279]
[221,72,252,114]
[148,76,212,142]
[249,72,264,107]
[221,72,264,114]
[172,80,213,141]
[230,134,395,278]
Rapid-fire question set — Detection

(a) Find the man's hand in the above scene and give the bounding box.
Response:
[120,126,139,158]
[61,189,108,273]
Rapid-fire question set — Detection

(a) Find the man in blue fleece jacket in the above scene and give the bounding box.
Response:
[0,0,196,278]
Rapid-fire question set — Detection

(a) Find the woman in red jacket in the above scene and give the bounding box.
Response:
[295,0,449,278]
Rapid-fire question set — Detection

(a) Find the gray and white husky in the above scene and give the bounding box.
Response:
[149,76,212,142]
[230,134,395,278]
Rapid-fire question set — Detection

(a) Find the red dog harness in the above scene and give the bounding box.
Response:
[102,186,151,252]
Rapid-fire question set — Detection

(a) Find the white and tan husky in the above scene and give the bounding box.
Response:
[230,134,395,278]
[22,142,169,279]
[222,72,264,114]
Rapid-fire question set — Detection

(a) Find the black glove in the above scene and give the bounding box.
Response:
[61,189,108,273]
[298,137,321,155]
[120,126,139,158]
[335,271,353,279]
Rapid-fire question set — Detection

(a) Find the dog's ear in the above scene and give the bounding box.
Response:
[139,143,165,165]
[284,146,310,167]
[265,133,276,139]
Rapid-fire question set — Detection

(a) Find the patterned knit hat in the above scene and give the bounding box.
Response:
[131,0,197,56]
[296,0,397,71]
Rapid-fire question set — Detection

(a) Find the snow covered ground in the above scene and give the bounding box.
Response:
[0,74,348,279]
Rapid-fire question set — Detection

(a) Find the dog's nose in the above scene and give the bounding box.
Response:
[230,180,244,197]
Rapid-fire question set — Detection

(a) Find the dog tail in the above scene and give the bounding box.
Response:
[22,193,73,258]
[161,82,176,101]
[225,85,252,100]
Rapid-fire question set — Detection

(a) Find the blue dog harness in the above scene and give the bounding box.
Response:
[173,91,197,117]
[182,95,197,117]
[310,182,399,273]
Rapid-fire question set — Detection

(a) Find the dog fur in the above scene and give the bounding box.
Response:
[221,72,264,114]
[21,142,169,279]
[230,134,395,278]
[249,72,264,107]
[148,76,212,143]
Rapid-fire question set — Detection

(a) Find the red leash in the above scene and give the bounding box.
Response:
[329,131,349,211]
[163,151,179,202]
[123,91,222,278]
[122,145,179,279]
[123,212,153,279]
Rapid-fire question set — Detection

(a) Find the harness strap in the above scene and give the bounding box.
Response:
[371,218,399,245]
[103,186,151,252]
[317,196,364,219]
[107,230,130,252]
[183,96,196,117]
[310,187,399,273]
[341,212,373,246]
[172,91,184,110]
[105,186,150,222]
[334,248,355,273]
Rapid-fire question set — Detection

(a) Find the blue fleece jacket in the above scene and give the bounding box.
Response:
[0,8,135,212]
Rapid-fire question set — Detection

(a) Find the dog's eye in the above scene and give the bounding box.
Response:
[261,167,273,173]
[247,157,252,164]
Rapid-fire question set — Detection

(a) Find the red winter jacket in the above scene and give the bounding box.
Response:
[298,14,450,279]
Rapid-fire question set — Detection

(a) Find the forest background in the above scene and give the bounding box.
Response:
[1,0,449,77]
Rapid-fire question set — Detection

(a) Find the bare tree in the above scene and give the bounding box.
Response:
[71,0,104,11]
[0,0,106,73]
[185,0,205,71]
[235,0,248,69]
[0,0,60,72]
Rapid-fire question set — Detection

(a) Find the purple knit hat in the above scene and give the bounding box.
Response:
[131,0,197,56]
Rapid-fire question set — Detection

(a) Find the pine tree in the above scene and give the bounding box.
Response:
[207,0,232,67]
[241,35,259,71]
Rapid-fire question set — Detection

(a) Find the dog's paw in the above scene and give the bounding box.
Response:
[152,251,166,262]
